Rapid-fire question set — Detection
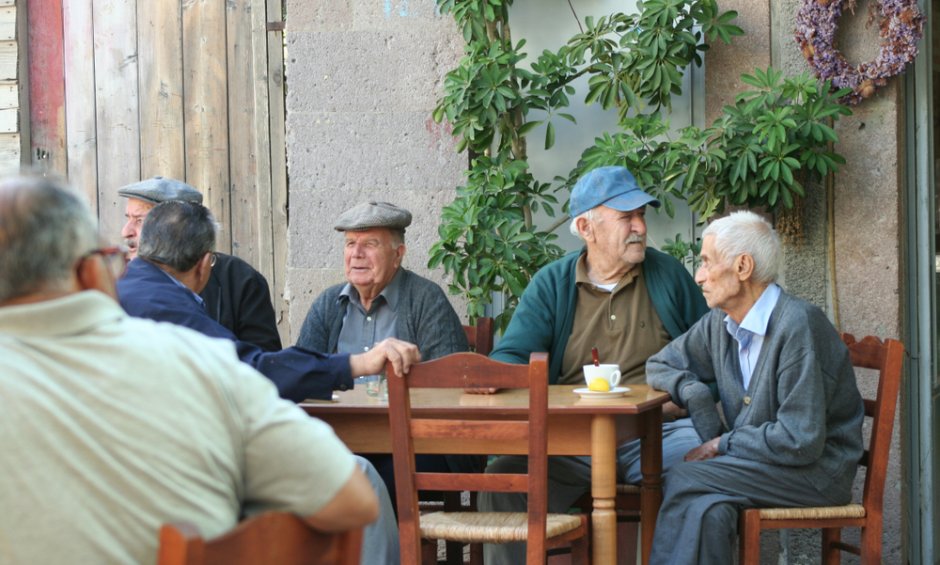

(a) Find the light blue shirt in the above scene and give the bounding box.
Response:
[336,268,402,354]
[723,283,781,390]
[158,266,205,307]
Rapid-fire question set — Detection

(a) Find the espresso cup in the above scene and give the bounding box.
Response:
[582,363,622,388]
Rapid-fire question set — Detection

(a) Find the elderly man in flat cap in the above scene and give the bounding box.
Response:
[297,201,477,507]
[479,165,709,563]
[118,176,282,351]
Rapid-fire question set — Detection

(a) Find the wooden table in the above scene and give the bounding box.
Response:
[301,384,667,565]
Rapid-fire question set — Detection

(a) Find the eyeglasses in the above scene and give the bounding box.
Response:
[81,246,130,279]
[209,252,218,267]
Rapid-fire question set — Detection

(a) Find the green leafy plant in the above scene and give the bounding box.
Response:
[430,1,850,329]
[686,68,852,215]
[429,0,743,330]
[661,233,702,271]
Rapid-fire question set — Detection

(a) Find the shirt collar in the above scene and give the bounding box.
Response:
[723,282,781,339]
[0,291,125,338]
[339,268,404,311]
[158,267,205,307]
[575,251,639,291]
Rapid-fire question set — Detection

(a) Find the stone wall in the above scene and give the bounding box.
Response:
[283,2,466,338]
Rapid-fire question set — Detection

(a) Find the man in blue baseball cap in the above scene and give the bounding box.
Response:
[478,165,709,563]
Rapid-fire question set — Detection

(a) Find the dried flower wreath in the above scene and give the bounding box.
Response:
[795,0,924,105]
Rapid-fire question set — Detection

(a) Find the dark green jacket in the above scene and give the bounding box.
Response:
[491,248,708,383]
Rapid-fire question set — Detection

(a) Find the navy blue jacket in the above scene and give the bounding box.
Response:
[117,259,351,402]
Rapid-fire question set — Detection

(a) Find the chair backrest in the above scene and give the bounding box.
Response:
[841,333,904,520]
[463,317,495,356]
[386,351,549,564]
[157,512,363,565]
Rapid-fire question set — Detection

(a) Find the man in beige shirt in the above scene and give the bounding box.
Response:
[0,175,386,564]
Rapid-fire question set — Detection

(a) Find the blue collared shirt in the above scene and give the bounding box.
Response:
[723,283,781,390]
[158,267,206,308]
[336,269,403,353]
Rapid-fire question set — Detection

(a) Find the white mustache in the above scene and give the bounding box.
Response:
[625,235,644,245]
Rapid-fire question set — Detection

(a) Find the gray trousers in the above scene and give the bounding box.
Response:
[478,419,700,564]
[649,455,851,565]
[356,455,401,565]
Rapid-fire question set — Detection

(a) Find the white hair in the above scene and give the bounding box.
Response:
[702,210,782,284]
[568,208,597,240]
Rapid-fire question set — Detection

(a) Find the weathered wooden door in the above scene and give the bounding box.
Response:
[27,0,288,333]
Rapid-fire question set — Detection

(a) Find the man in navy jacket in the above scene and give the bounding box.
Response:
[117,200,420,403]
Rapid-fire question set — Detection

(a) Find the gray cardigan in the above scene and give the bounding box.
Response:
[647,290,864,499]
[297,268,469,361]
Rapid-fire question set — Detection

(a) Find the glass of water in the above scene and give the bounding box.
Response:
[355,374,387,401]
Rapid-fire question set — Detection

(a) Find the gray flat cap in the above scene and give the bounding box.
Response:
[334,201,412,232]
[117,176,203,205]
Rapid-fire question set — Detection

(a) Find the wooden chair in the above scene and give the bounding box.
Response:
[386,352,590,564]
[738,333,905,565]
[463,316,494,355]
[157,511,363,565]
[417,316,494,563]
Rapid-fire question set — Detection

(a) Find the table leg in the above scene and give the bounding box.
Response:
[639,408,663,565]
[590,414,617,565]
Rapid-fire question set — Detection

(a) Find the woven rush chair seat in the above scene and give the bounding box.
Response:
[755,504,866,521]
[739,333,905,565]
[419,511,584,543]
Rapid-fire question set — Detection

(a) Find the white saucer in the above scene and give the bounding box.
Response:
[573,386,630,399]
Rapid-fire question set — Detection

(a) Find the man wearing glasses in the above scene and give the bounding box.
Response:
[0,175,385,564]
[118,177,282,351]
[118,200,410,564]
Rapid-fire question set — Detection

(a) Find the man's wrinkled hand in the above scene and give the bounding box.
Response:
[350,338,421,377]
[684,437,720,461]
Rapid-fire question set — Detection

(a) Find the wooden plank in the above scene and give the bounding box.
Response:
[93,0,141,240]
[63,0,98,211]
[226,0,261,268]
[182,0,230,252]
[0,133,20,173]
[0,107,15,132]
[0,81,16,109]
[248,0,274,286]
[0,41,16,81]
[137,0,184,179]
[0,6,16,41]
[265,0,289,340]
[27,0,66,174]
[0,0,14,8]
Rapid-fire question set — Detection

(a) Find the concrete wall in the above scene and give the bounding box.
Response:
[709,1,905,562]
[283,2,466,339]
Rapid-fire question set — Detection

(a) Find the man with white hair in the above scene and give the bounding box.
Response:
[479,165,709,563]
[0,175,379,563]
[646,210,864,564]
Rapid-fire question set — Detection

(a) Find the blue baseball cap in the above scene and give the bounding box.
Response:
[569,166,660,217]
